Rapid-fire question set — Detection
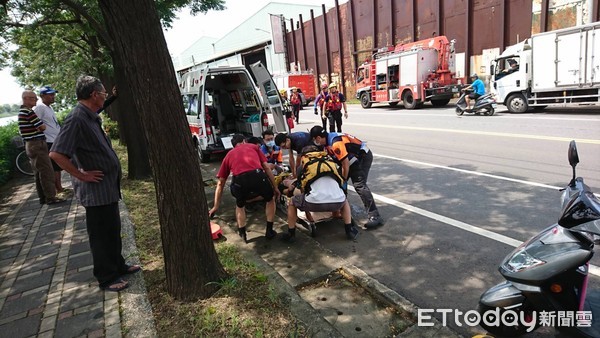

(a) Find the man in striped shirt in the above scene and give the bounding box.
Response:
[18,90,64,205]
[50,76,140,292]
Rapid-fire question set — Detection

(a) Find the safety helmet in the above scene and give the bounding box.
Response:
[471,73,478,79]
[279,89,287,96]
[321,83,328,89]
[328,83,338,89]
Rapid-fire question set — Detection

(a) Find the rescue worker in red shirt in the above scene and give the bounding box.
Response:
[289,87,301,124]
[313,83,329,132]
[321,83,348,133]
[209,134,280,242]
[310,126,384,229]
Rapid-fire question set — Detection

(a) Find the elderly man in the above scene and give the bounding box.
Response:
[34,85,67,194]
[18,90,64,205]
[50,75,140,292]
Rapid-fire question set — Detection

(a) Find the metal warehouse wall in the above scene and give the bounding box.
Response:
[285,0,600,97]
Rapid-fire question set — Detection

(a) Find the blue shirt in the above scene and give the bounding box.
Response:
[472,79,485,95]
[260,144,281,164]
[288,132,312,154]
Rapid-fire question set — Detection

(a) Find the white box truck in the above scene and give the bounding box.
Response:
[491,21,600,113]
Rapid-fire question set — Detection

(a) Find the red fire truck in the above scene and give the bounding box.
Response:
[355,36,461,109]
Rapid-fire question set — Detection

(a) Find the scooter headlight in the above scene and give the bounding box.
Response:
[504,249,545,272]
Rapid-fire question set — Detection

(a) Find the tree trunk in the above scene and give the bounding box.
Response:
[97,0,227,300]
[111,57,153,179]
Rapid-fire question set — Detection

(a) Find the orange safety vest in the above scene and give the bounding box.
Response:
[326,93,343,111]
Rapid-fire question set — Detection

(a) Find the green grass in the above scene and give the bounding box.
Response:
[114,141,306,337]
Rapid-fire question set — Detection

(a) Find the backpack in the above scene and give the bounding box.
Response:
[299,151,344,194]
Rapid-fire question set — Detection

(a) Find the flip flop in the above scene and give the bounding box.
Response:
[100,278,129,292]
[123,264,141,275]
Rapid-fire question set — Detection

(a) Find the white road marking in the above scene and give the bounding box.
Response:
[374,153,562,190]
[346,155,600,277]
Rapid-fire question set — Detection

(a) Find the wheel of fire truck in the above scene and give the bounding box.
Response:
[506,93,529,113]
[360,92,372,108]
[402,91,419,109]
[388,102,399,107]
[431,98,450,107]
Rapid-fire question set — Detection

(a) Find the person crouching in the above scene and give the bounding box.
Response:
[280,145,358,242]
[209,134,280,242]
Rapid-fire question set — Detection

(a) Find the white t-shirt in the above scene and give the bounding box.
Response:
[305,176,346,204]
[33,104,60,142]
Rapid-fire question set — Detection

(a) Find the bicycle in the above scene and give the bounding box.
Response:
[12,136,34,176]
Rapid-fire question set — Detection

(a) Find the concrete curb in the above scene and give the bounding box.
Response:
[119,200,158,338]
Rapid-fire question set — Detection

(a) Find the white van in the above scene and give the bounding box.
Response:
[179,62,288,162]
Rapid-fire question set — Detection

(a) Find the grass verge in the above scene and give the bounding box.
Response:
[114,141,306,337]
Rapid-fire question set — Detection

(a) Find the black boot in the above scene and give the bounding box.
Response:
[280,227,296,243]
[265,221,277,239]
[345,223,359,240]
[238,227,248,243]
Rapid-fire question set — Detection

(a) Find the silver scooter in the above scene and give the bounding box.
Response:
[478,141,600,337]
[455,88,497,116]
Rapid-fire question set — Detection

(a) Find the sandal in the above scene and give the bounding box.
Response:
[46,197,66,205]
[100,278,129,292]
[123,264,142,275]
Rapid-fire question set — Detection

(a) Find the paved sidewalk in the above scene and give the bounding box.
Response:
[0,177,153,338]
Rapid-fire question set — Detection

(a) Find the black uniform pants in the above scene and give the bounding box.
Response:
[349,150,379,218]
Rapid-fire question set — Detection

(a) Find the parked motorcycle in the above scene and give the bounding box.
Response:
[455,89,496,116]
[478,140,600,337]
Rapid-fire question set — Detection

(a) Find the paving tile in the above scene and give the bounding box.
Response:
[0,246,20,261]
[66,253,93,271]
[59,286,103,312]
[69,242,90,255]
[26,243,60,258]
[0,312,42,338]
[0,289,46,318]
[19,254,57,276]
[54,305,104,338]
[10,270,52,295]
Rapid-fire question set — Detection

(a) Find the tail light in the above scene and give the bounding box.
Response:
[261,112,269,127]
[205,106,212,136]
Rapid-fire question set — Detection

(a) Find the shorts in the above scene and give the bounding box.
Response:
[291,194,345,212]
[231,169,274,208]
[468,93,482,100]
[47,143,62,172]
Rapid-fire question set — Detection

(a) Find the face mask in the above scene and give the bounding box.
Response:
[266,140,275,148]
[313,140,321,146]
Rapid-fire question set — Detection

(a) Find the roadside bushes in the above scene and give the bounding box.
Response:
[0,122,20,185]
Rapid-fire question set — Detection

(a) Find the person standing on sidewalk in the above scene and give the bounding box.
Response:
[310,126,384,229]
[209,134,280,243]
[18,90,64,205]
[50,75,140,292]
[321,83,348,132]
[34,86,68,194]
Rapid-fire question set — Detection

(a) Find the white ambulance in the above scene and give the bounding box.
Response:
[179,62,289,162]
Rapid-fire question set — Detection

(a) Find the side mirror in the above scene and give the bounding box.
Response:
[568,140,579,167]
[490,65,495,75]
[568,140,579,184]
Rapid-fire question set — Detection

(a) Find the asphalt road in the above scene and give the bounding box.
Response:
[209,102,600,337]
